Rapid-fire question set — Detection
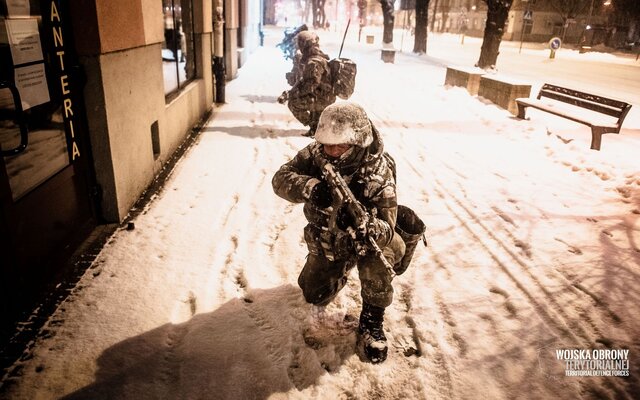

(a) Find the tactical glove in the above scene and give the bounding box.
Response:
[363,216,386,240]
[277,90,289,104]
[309,181,332,208]
[334,231,355,259]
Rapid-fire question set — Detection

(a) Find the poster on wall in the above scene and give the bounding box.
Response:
[14,63,50,110]
[5,0,31,17]
[6,18,43,65]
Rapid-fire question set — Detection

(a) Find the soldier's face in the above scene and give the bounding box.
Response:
[323,144,352,158]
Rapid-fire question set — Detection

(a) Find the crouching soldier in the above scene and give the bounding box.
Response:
[277,31,336,137]
[272,102,405,363]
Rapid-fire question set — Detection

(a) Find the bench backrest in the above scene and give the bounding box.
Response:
[537,83,632,126]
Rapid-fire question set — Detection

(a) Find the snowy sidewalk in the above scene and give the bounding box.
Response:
[1,29,639,400]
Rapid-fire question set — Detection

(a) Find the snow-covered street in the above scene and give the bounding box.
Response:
[1,27,639,399]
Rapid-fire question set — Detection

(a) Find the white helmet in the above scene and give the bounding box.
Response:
[314,102,373,147]
[296,31,319,51]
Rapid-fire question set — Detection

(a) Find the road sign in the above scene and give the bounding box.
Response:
[549,37,562,50]
[524,10,533,20]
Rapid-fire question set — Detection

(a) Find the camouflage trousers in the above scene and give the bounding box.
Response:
[297,232,406,308]
[288,95,332,130]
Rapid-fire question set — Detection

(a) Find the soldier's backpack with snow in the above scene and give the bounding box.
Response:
[329,58,357,100]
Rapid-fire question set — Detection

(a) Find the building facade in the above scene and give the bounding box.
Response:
[0,0,260,331]
[431,0,630,46]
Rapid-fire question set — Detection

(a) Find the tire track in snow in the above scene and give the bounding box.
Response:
[433,156,627,344]
[408,145,637,398]
[393,146,636,398]
[432,150,630,336]
[429,169,590,345]
[392,141,587,344]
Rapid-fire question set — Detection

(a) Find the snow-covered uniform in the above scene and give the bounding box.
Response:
[286,35,336,133]
[271,124,404,309]
[285,50,303,86]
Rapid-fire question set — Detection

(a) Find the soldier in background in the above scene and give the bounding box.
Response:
[278,31,336,137]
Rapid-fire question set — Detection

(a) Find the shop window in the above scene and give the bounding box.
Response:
[162,0,196,99]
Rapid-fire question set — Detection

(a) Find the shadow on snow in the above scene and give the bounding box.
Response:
[62,285,356,400]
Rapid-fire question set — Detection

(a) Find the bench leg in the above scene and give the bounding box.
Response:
[590,127,604,151]
[516,103,527,119]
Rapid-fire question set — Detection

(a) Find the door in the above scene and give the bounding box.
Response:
[0,0,96,326]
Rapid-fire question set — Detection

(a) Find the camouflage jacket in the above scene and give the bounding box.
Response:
[286,51,303,86]
[272,126,397,260]
[288,48,335,106]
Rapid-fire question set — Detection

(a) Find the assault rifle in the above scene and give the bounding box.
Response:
[277,24,308,60]
[316,157,396,277]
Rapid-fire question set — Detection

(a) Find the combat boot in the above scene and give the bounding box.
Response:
[358,303,387,364]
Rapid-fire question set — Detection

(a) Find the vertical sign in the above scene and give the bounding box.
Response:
[49,0,80,161]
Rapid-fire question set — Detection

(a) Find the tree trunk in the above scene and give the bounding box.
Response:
[304,0,312,24]
[264,0,276,25]
[414,0,430,53]
[318,0,326,28]
[358,0,368,27]
[476,0,512,69]
[439,1,449,32]
[311,0,319,28]
[430,0,439,31]
[380,0,395,45]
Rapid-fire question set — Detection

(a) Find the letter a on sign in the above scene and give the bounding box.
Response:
[51,1,60,22]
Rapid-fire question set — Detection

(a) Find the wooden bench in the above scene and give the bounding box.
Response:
[516,84,632,150]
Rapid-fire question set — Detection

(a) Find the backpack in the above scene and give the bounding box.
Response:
[381,152,427,275]
[329,58,357,99]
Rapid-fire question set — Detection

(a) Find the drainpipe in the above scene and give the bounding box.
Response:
[212,0,225,103]
[259,0,265,46]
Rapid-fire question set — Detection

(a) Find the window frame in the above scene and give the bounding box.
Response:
[162,0,197,102]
